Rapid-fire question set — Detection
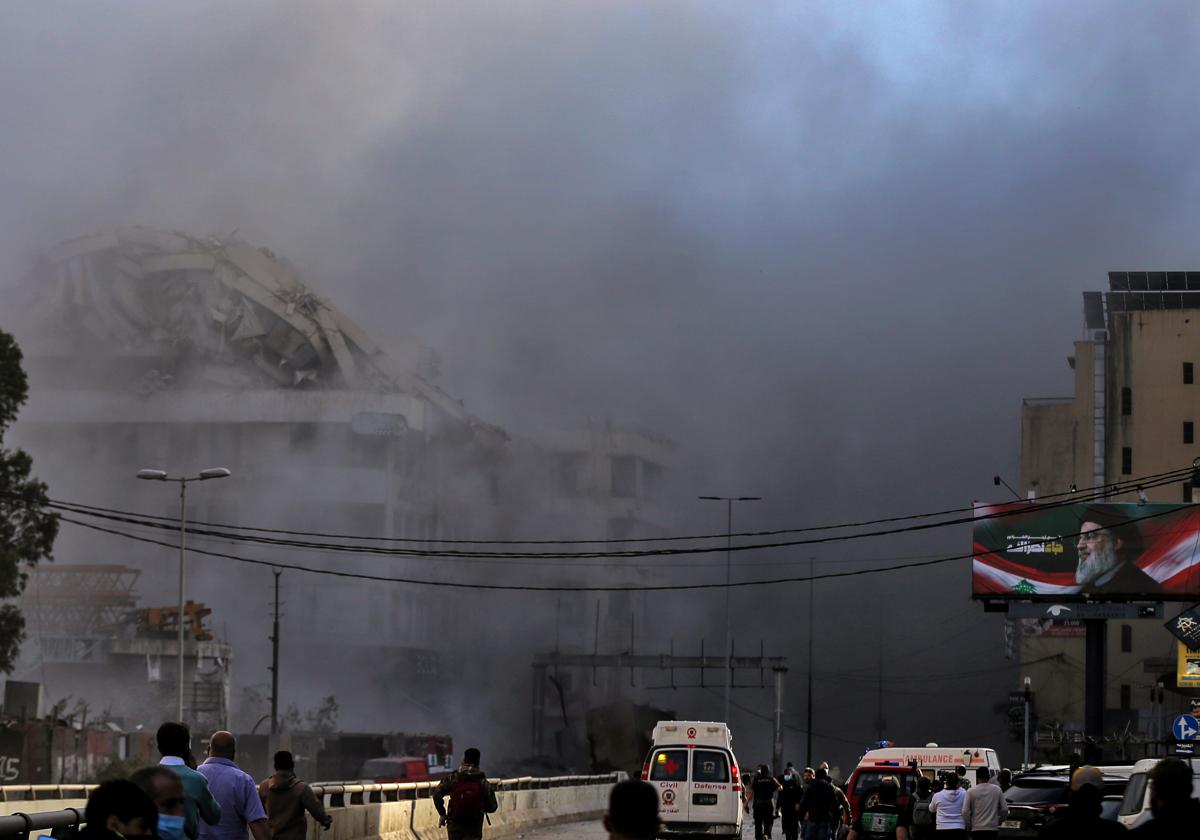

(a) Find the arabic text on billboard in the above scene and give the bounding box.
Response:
[972,502,1200,601]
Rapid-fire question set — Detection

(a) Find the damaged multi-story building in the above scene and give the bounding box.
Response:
[7,227,511,733]
[4,227,680,758]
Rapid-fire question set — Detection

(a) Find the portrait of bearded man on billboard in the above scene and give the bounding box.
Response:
[1073,504,1161,595]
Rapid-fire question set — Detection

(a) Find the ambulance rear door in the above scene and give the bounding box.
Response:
[648,747,690,822]
[690,748,737,828]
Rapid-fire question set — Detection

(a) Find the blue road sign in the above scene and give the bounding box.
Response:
[1173,714,1199,741]
[1176,742,1196,756]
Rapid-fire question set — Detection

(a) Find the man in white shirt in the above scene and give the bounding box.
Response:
[928,774,966,840]
[961,768,1007,839]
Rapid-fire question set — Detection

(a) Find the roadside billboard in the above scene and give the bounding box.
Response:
[1179,642,1200,688]
[973,502,1200,601]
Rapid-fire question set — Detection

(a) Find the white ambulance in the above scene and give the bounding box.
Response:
[641,721,744,838]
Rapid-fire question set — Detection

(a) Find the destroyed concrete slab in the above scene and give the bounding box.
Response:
[139,253,217,273]
[25,226,487,421]
[44,230,119,263]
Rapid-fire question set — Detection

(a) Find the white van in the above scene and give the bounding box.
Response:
[641,721,744,838]
[1117,756,1200,829]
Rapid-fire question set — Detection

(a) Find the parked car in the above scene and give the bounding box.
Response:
[1100,794,1123,822]
[1000,770,1127,837]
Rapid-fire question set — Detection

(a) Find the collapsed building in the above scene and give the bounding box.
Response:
[8,227,509,731]
[4,227,679,760]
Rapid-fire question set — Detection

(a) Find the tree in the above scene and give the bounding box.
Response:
[0,329,59,673]
[306,695,339,735]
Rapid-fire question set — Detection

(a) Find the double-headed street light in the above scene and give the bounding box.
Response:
[699,495,761,724]
[136,467,231,722]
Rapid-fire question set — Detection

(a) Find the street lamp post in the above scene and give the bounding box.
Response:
[137,467,231,722]
[1022,676,1033,769]
[1153,680,1165,755]
[699,495,761,723]
[807,556,815,768]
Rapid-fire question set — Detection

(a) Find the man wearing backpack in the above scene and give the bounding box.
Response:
[433,748,499,840]
[908,776,934,840]
[798,766,840,840]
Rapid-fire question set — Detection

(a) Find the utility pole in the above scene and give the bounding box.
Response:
[698,495,761,723]
[178,480,187,724]
[875,621,885,742]
[270,568,282,735]
[806,556,815,768]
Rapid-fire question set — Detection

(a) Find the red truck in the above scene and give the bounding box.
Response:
[358,755,449,784]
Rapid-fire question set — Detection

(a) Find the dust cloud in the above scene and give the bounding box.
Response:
[3,1,1200,770]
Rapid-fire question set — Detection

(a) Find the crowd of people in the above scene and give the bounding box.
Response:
[74,723,331,840]
[739,757,1198,840]
[596,759,1195,840]
[61,736,1200,840]
[72,723,501,840]
[745,762,851,840]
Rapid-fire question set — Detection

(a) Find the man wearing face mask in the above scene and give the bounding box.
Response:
[131,767,189,840]
[79,780,159,840]
[156,722,220,840]
[1130,757,1200,837]
[777,764,805,840]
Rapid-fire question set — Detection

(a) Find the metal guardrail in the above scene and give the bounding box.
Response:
[0,789,92,804]
[0,773,624,837]
[0,808,83,837]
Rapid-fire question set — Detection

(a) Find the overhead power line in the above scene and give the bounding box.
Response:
[57,503,1190,593]
[43,465,1190,546]
[44,466,1193,560]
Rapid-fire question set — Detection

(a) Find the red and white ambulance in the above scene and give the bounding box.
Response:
[845,745,1002,824]
[641,721,744,838]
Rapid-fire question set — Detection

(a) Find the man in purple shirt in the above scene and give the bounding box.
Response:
[197,731,270,840]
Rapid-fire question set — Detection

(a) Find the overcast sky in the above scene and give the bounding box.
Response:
[4,0,1199,765]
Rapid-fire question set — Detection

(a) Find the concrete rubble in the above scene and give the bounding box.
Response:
[35,226,487,433]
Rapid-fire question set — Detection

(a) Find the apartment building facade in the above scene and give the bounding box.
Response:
[1017,272,1200,757]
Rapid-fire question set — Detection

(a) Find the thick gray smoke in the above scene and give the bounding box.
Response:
[4,1,1200,770]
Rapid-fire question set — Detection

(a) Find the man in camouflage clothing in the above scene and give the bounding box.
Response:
[433,748,498,840]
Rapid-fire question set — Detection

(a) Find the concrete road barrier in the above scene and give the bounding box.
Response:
[0,773,622,840]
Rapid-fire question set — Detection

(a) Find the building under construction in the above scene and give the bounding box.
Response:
[17,564,230,733]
